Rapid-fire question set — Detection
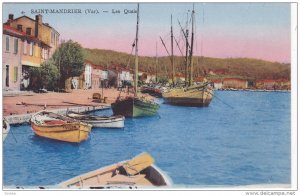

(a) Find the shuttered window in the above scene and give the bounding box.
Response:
[14,66,18,82]
[23,41,27,54]
[6,36,9,51]
[14,39,18,54]
[29,42,33,56]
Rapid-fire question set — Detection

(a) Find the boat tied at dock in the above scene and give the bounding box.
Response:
[30,111,92,143]
[111,4,160,118]
[66,111,125,128]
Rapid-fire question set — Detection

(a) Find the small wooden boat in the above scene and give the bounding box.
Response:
[66,111,125,128]
[3,118,10,142]
[30,111,92,143]
[59,152,172,188]
[112,96,159,118]
[141,86,163,98]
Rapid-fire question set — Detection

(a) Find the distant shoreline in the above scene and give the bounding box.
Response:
[216,88,291,93]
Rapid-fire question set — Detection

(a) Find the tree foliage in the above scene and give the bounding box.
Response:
[29,60,60,91]
[52,40,84,88]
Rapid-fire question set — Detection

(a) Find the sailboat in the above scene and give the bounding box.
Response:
[111,4,160,117]
[162,6,214,107]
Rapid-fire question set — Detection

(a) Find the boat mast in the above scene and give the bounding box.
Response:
[156,41,158,83]
[185,12,189,87]
[134,3,140,97]
[171,15,175,87]
[189,5,195,86]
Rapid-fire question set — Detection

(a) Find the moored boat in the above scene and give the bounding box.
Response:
[112,96,159,118]
[161,6,214,107]
[30,111,92,143]
[67,111,125,128]
[3,118,10,142]
[163,83,213,107]
[59,152,172,188]
[111,4,160,118]
[141,86,163,98]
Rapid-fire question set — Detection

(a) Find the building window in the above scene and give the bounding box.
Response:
[26,28,31,35]
[29,42,33,56]
[6,36,9,52]
[14,39,18,54]
[14,66,18,82]
[51,31,54,43]
[6,65,9,87]
[17,24,23,32]
[23,41,27,55]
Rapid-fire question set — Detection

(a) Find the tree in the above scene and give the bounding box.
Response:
[52,40,84,89]
[29,60,60,91]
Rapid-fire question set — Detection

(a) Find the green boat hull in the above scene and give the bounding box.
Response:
[111,97,159,118]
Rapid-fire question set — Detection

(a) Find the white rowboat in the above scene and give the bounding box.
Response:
[67,111,125,128]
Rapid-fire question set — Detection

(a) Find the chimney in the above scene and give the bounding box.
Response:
[8,14,14,20]
[35,14,42,38]
[6,14,14,26]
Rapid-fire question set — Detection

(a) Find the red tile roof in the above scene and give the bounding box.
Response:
[256,79,276,83]
[212,79,222,83]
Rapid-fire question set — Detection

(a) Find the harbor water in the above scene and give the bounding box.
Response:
[3,91,291,187]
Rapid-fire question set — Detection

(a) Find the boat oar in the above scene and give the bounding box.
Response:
[122,152,155,176]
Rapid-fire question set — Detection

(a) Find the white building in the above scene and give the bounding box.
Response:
[84,63,92,89]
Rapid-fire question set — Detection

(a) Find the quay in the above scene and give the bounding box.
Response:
[4,105,110,125]
[3,89,131,116]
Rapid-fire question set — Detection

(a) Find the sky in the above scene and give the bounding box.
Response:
[2,3,291,63]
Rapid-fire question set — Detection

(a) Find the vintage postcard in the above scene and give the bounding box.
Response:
[1,1,297,195]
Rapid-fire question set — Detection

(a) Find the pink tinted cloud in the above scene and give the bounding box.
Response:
[62,27,291,63]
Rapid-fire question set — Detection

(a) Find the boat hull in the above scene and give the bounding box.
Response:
[67,113,125,128]
[111,97,159,118]
[163,96,212,107]
[141,87,163,98]
[163,87,213,107]
[81,119,124,128]
[31,122,91,143]
[31,111,92,143]
[59,153,172,188]
[3,119,10,142]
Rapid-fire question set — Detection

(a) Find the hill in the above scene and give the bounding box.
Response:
[83,48,290,80]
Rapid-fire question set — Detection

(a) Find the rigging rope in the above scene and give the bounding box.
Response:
[126,39,136,69]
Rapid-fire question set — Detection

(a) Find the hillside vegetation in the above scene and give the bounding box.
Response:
[83,48,290,80]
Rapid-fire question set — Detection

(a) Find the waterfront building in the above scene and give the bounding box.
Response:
[256,79,290,90]
[223,78,248,89]
[110,64,133,87]
[139,72,155,84]
[175,73,185,83]
[3,14,60,90]
[2,25,22,91]
[255,79,276,90]
[212,79,223,90]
